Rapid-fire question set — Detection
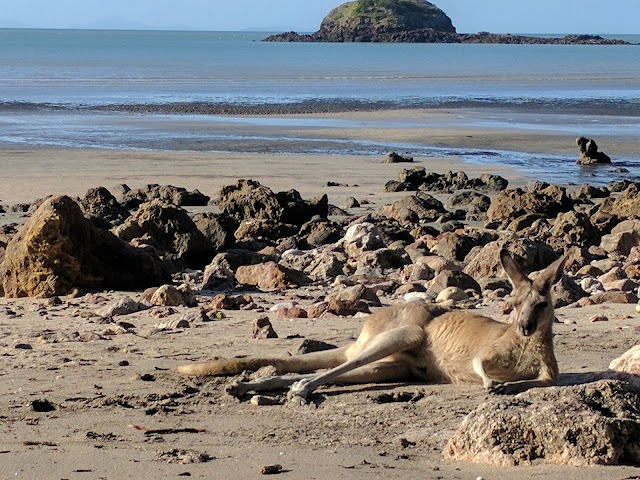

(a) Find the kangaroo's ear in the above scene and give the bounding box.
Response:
[500,249,529,289]
[535,254,566,292]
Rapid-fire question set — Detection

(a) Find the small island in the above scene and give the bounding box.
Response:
[265,0,631,45]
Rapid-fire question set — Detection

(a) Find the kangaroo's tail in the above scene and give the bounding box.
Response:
[176,346,350,376]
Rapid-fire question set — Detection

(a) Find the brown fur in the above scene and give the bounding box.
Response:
[177,250,565,400]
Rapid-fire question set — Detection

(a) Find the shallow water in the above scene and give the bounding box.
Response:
[1,29,639,185]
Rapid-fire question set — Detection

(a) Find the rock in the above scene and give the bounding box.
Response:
[597,184,640,220]
[571,184,610,200]
[577,291,638,306]
[384,152,414,163]
[234,219,298,242]
[551,274,588,308]
[278,0,457,43]
[209,293,254,310]
[609,345,640,376]
[435,286,467,303]
[326,284,380,315]
[549,211,601,249]
[307,301,330,319]
[576,136,612,165]
[297,219,344,248]
[445,380,640,466]
[297,339,338,354]
[218,179,327,226]
[95,296,148,318]
[235,261,309,290]
[379,192,446,225]
[601,230,640,258]
[148,284,197,307]
[431,230,497,262]
[463,238,558,280]
[487,184,573,225]
[428,270,481,295]
[341,196,361,209]
[192,212,238,252]
[0,196,170,298]
[78,186,128,227]
[341,222,385,258]
[275,306,308,319]
[280,248,346,282]
[113,200,216,270]
[445,190,491,215]
[252,315,278,339]
[200,262,236,291]
[120,184,209,209]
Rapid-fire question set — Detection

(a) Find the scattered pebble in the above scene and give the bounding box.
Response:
[260,464,283,475]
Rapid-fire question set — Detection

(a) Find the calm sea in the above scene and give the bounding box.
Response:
[1,29,639,184]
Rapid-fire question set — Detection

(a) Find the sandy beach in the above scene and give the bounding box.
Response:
[1,109,640,479]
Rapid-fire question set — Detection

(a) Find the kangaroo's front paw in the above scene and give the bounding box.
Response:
[287,379,313,402]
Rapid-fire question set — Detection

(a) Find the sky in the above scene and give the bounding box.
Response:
[0,0,637,34]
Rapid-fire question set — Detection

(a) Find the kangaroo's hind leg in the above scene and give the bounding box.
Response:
[288,325,425,401]
[227,361,412,398]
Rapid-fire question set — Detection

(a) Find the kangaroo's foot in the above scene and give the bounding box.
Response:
[287,378,316,403]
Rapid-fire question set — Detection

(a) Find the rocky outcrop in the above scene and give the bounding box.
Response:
[113,200,216,270]
[0,196,170,297]
[446,380,640,466]
[264,1,631,45]
[576,137,612,165]
[218,179,328,226]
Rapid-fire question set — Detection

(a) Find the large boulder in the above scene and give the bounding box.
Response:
[0,196,170,297]
[597,184,640,221]
[446,380,640,466]
[113,200,216,270]
[463,237,558,280]
[78,186,129,227]
[218,179,327,226]
[576,136,611,165]
[120,184,210,210]
[487,184,573,225]
[379,192,446,225]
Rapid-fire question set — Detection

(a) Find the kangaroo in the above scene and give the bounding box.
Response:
[177,250,565,401]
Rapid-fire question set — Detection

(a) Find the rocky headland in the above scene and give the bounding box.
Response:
[265,0,632,45]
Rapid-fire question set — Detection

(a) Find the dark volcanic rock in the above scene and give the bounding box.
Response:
[0,196,170,297]
[576,136,612,165]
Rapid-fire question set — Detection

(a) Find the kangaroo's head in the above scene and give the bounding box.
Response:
[500,249,566,337]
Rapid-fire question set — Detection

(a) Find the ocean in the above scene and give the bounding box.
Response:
[1,28,639,184]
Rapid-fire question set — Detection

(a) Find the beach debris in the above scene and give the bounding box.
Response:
[0,195,171,298]
[155,448,213,464]
[252,316,278,339]
[129,424,206,436]
[31,399,56,412]
[576,136,612,165]
[446,380,640,466]
[260,464,284,475]
[250,395,281,406]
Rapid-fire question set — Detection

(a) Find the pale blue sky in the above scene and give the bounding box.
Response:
[0,0,637,34]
